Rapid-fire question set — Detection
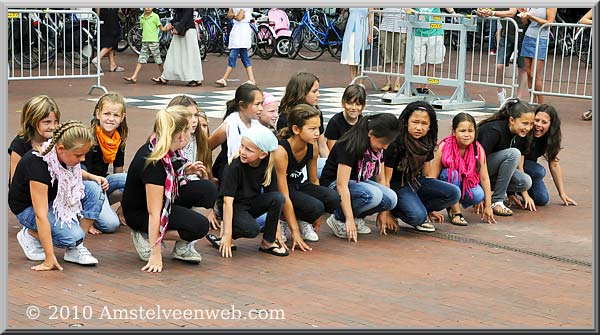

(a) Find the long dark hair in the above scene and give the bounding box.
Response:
[224,83,262,120]
[452,112,480,172]
[279,72,319,118]
[535,104,562,161]
[338,113,400,160]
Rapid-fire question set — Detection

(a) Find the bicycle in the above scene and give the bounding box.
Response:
[287,8,344,60]
[251,10,276,60]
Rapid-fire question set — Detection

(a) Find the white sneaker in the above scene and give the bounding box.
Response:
[354,218,372,234]
[415,221,436,232]
[171,240,202,263]
[299,221,319,242]
[326,215,347,239]
[17,227,45,261]
[497,89,506,106]
[280,221,291,243]
[64,244,98,265]
[131,230,152,261]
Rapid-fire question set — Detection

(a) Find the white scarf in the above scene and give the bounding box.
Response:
[34,140,85,228]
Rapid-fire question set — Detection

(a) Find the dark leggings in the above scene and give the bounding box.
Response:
[231,192,285,242]
[288,183,340,223]
[126,179,217,242]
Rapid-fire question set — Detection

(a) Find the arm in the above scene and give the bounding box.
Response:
[29,181,63,271]
[220,196,235,257]
[377,166,400,235]
[9,152,21,184]
[476,155,497,223]
[274,146,311,251]
[114,167,124,173]
[81,170,109,192]
[326,139,336,151]
[336,164,357,242]
[307,142,320,185]
[548,158,577,206]
[208,123,227,151]
[142,184,165,272]
[426,142,444,178]
[317,134,330,158]
[579,9,592,25]
[233,8,246,21]
[367,9,375,44]
[226,8,235,20]
[522,8,557,25]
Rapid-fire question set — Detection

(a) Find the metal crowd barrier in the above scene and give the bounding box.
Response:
[7,9,107,95]
[531,22,593,103]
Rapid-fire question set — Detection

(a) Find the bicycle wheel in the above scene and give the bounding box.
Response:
[248,28,258,58]
[327,41,342,59]
[256,24,275,60]
[127,25,142,55]
[197,25,208,60]
[297,26,324,60]
[288,26,303,59]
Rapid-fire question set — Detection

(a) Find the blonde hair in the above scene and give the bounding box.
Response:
[146,106,193,166]
[167,95,213,179]
[37,120,93,156]
[17,95,61,143]
[230,143,275,187]
[91,91,128,150]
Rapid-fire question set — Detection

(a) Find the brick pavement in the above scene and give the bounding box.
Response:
[5,49,594,329]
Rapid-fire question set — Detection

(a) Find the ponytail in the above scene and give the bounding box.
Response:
[146,106,192,166]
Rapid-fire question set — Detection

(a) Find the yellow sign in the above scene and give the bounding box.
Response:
[430,23,442,29]
[427,78,440,85]
[8,12,20,19]
[433,16,442,21]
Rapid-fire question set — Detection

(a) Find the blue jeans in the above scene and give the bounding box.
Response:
[523,160,549,206]
[15,181,104,248]
[439,168,485,208]
[329,179,397,222]
[391,177,461,227]
[228,48,251,68]
[486,148,532,203]
[106,172,126,195]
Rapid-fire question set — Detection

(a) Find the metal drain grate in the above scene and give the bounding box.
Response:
[409,230,592,267]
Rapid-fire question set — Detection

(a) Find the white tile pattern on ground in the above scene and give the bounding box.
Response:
[88,87,498,123]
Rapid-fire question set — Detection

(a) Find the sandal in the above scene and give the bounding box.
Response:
[492,201,513,216]
[123,77,137,84]
[206,233,237,250]
[450,213,468,226]
[151,77,168,85]
[258,241,289,257]
[215,78,227,87]
[381,83,392,92]
[186,80,202,87]
[582,110,592,121]
[109,65,125,72]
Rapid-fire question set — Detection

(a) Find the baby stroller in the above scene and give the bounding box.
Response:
[268,8,292,56]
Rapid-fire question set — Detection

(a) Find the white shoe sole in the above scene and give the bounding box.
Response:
[17,229,45,261]
[326,217,347,239]
[172,254,202,263]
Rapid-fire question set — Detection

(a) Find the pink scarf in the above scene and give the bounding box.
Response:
[440,135,480,199]
[357,148,383,182]
[148,135,189,247]
[34,139,85,228]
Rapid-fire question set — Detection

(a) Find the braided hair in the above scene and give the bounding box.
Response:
[38,120,93,156]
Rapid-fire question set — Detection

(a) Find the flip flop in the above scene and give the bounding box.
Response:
[109,66,125,72]
[258,241,289,257]
[582,110,592,121]
[206,233,237,250]
[152,77,168,85]
[215,79,227,87]
[123,77,137,84]
[186,80,202,87]
[450,213,468,226]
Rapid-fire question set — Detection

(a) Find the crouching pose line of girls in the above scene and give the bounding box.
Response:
[85,92,128,233]
[384,101,462,233]
[477,98,534,215]
[523,104,577,207]
[275,104,341,251]
[121,106,217,273]
[320,113,400,242]
[215,125,288,258]
[428,113,496,226]
[9,121,108,270]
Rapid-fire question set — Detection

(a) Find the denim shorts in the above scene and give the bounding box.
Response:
[520,35,548,60]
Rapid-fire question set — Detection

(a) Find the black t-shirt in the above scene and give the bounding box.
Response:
[83,144,125,177]
[8,151,58,215]
[277,107,325,135]
[478,120,528,155]
[8,135,32,157]
[525,136,547,162]
[218,157,277,209]
[319,141,360,187]
[324,111,361,141]
[121,143,183,226]
[280,139,313,186]
[384,140,435,185]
